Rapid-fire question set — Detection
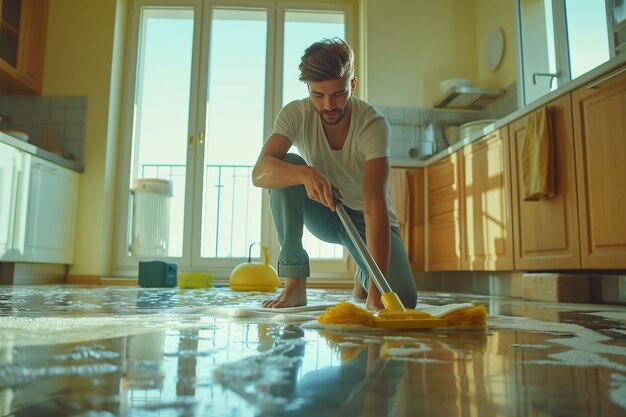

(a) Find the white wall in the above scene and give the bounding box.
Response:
[364,0,516,108]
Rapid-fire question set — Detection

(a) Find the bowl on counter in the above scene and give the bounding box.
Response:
[459,119,497,140]
[442,124,461,146]
[439,78,473,93]
[1,130,30,142]
[459,119,497,141]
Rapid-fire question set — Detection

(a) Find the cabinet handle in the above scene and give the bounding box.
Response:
[587,67,626,89]
[7,165,20,250]
[11,170,26,253]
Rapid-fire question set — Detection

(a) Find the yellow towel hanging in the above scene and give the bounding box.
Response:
[522,106,556,201]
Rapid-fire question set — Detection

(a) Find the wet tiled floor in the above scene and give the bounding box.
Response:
[0,285,625,417]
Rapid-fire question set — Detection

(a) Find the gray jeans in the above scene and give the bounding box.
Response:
[268,153,417,308]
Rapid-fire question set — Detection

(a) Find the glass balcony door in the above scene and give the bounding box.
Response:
[193,6,270,270]
[116,0,353,279]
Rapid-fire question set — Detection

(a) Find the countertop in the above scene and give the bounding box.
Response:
[0,131,83,173]
[391,52,626,168]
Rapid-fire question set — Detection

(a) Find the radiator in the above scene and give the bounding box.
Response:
[130,178,173,256]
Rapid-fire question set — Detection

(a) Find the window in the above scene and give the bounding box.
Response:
[115,0,353,278]
[517,0,610,105]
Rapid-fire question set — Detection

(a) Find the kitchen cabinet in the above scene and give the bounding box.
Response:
[509,94,581,270]
[407,168,425,271]
[0,142,79,264]
[0,141,29,259]
[21,155,79,263]
[461,127,514,270]
[389,168,425,271]
[572,64,626,269]
[0,0,48,94]
[427,153,464,271]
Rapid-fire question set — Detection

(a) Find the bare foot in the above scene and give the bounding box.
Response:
[353,273,367,302]
[262,278,307,308]
[365,285,384,311]
[366,296,384,311]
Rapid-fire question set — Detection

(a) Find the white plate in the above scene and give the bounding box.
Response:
[484,28,504,72]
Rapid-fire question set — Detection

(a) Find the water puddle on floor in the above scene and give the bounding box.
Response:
[0,285,625,416]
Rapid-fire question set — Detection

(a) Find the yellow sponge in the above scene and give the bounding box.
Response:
[178,272,214,289]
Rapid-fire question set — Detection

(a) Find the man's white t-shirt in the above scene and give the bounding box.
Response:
[272,96,398,228]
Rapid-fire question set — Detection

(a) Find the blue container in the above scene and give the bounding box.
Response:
[138,261,178,287]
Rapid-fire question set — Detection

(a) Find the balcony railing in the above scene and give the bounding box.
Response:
[138,163,342,259]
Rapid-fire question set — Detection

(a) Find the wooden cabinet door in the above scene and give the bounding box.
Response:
[22,155,79,263]
[389,168,425,271]
[0,0,48,94]
[572,65,626,268]
[462,127,514,270]
[407,168,425,271]
[509,94,581,269]
[427,153,464,270]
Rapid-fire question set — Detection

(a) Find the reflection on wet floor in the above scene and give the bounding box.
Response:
[0,285,625,417]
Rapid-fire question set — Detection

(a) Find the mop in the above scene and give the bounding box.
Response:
[317,193,487,330]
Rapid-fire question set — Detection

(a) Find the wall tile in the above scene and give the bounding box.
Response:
[1,94,87,169]
[387,107,404,124]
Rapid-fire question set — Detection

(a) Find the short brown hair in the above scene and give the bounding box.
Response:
[299,38,354,83]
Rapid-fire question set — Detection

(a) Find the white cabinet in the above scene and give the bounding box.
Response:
[21,156,79,263]
[0,142,29,259]
[0,142,79,264]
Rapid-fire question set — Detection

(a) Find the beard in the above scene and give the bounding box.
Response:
[317,99,351,126]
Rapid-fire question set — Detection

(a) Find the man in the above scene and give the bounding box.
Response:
[252,38,416,311]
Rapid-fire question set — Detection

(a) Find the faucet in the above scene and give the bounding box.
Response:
[0,113,10,123]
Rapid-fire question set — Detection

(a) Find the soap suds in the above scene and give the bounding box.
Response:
[390,357,449,364]
[164,349,219,358]
[610,373,626,410]
[584,311,626,322]
[0,314,218,347]
[213,345,300,411]
[138,398,197,411]
[527,350,626,373]
[492,315,626,372]
[384,344,431,356]
[0,363,119,389]
[53,345,119,361]
[512,344,551,349]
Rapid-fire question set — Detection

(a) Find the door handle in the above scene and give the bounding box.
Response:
[532,72,559,89]
[199,131,205,145]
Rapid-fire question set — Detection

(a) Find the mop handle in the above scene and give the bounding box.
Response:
[332,191,393,295]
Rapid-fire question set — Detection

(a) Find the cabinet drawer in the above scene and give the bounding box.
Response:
[427,153,460,194]
[428,193,459,218]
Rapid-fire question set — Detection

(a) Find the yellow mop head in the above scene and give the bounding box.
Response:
[441,304,487,329]
[317,301,487,330]
[317,301,376,327]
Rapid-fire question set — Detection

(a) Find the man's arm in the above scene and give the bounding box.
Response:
[362,156,391,310]
[252,133,339,210]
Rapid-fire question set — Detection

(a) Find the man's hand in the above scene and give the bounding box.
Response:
[301,166,342,211]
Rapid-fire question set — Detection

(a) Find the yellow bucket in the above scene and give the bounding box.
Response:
[178,272,214,289]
